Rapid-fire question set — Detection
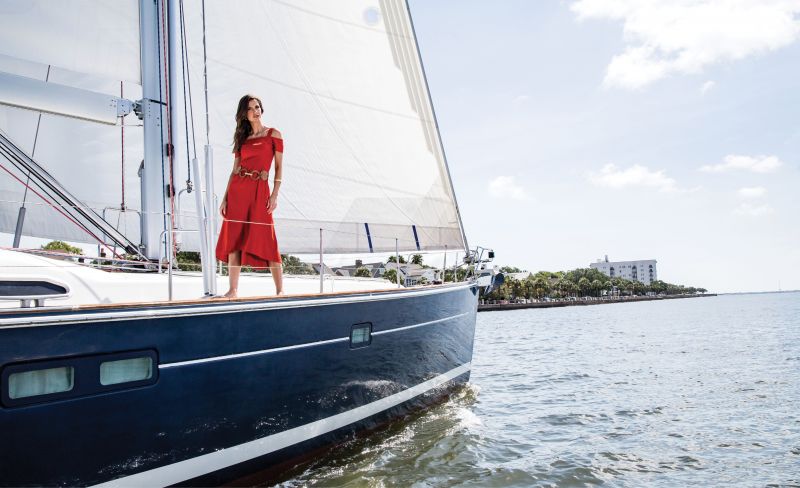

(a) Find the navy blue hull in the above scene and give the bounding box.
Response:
[182,372,470,487]
[0,284,477,486]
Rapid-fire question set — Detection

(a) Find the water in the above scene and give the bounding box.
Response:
[281,293,800,487]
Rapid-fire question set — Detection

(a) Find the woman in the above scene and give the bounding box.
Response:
[216,94,283,297]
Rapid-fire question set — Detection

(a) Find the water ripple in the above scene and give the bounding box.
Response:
[280,292,800,487]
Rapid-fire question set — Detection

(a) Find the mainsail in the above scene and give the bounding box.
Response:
[0,0,467,256]
[0,1,143,248]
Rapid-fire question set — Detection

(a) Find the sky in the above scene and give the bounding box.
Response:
[409,0,800,293]
[2,1,797,295]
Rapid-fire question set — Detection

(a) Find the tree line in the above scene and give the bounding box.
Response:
[36,243,705,298]
[484,266,707,301]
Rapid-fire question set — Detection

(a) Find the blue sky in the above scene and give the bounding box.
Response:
[410,0,800,293]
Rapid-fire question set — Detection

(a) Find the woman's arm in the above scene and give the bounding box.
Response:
[220,156,240,217]
[267,129,283,214]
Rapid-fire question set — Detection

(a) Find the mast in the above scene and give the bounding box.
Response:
[139,0,172,260]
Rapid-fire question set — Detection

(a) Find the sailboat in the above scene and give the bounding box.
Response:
[0,1,488,485]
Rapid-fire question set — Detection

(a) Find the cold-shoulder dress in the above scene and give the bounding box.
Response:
[215,128,283,267]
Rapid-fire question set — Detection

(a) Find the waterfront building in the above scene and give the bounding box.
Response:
[384,262,442,286]
[334,260,387,278]
[590,256,657,284]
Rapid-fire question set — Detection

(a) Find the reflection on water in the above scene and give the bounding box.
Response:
[280,292,800,487]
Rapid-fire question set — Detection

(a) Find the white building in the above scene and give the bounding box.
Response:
[384,262,441,286]
[590,256,657,285]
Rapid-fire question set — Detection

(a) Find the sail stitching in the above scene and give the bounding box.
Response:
[263,0,420,235]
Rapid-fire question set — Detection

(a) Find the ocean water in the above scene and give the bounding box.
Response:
[281,292,800,487]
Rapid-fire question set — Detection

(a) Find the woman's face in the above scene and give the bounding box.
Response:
[246,99,262,124]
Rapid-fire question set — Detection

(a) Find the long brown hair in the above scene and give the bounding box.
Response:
[233,94,264,153]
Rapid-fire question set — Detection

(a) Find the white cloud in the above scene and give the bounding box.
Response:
[513,95,531,104]
[588,163,678,192]
[571,0,800,89]
[699,154,784,173]
[701,80,715,94]
[734,202,774,216]
[737,186,767,198]
[488,176,529,200]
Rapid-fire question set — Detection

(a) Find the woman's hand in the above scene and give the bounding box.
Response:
[267,194,278,214]
[219,198,227,217]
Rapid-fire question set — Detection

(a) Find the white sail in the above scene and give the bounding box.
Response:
[179,0,466,253]
[0,1,143,249]
[0,58,144,248]
[0,0,467,256]
[0,1,141,84]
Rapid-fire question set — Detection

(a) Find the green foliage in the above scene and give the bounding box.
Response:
[563,267,608,283]
[354,267,372,278]
[387,255,406,264]
[480,265,706,301]
[383,269,398,284]
[176,251,201,271]
[410,254,423,265]
[281,254,315,275]
[443,268,468,282]
[42,240,82,255]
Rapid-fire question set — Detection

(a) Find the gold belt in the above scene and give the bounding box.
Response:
[234,167,268,181]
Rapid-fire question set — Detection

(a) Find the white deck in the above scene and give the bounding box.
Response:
[0,250,399,309]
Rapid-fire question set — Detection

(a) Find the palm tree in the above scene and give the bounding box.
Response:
[410,254,423,265]
[591,279,603,297]
[578,277,590,297]
[511,278,526,301]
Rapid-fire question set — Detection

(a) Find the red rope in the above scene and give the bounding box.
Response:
[0,162,124,259]
[160,0,177,257]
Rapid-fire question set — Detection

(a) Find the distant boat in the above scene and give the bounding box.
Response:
[0,1,487,485]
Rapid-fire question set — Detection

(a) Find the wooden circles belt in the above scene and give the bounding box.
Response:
[234,167,268,180]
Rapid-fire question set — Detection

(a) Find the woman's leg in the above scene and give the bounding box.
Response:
[224,251,241,298]
[269,260,284,295]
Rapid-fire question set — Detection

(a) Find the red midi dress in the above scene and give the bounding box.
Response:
[215,128,283,268]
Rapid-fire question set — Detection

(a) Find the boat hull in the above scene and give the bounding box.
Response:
[0,283,477,486]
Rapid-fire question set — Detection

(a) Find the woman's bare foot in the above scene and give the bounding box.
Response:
[223,289,238,298]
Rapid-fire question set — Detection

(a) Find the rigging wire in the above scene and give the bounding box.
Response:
[0,129,142,258]
[178,0,193,190]
[120,81,126,210]
[0,161,123,258]
[179,0,198,160]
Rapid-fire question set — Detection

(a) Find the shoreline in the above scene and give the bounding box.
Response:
[478,293,716,312]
